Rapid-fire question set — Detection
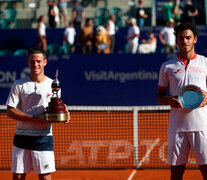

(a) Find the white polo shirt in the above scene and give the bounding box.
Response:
[6,76,53,136]
[160,27,176,46]
[64,27,76,44]
[127,25,140,45]
[158,54,207,133]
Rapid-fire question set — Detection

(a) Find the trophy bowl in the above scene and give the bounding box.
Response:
[178,85,204,109]
[45,97,68,122]
[45,70,68,122]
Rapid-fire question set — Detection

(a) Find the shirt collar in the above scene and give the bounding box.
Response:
[177,53,197,66]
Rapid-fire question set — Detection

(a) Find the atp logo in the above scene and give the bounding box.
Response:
[20,67,30,78]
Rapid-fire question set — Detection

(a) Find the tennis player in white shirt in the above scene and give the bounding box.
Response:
[6,47,70,180]
[157,22,207,180]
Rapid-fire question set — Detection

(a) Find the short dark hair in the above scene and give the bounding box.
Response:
[38,15,44,22]
[28,47,46,59]
[85,18,92,24]
[68,21,73,26]
[174,22,199,38]
[109,14,115,19]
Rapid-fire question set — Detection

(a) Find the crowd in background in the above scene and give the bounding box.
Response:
[32,0,200,54]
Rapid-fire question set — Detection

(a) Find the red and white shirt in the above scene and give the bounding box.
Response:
[158,54,207,133]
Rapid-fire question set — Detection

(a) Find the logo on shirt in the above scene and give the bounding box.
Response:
[44,164,49,169]
[174,69,181,73]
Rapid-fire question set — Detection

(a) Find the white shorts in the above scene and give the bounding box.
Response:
[167,131,207,166]
[11,145,56,174]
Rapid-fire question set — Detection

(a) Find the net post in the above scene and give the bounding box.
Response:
[133,107,139,168]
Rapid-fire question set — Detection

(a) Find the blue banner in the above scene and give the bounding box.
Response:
[0,54,171,106]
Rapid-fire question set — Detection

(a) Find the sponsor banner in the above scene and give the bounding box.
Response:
[5,52,207,106]
[0,54,167,106]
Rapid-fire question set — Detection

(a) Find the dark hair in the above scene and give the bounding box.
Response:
[148,31,154,35]
[68,21,73,26]
[109,14,115,19]
[38,15,44,22]
[174,22,199,38]
[85,18,92,24]
[28,47,46,59]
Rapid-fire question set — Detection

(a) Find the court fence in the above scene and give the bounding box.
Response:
[0,105,198,170]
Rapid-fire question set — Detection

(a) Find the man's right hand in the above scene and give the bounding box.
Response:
[33,113,49,125]
[169,96,183,108]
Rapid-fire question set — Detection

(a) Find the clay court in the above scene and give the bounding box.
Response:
[0,107,203,179]
[0,169,203,180]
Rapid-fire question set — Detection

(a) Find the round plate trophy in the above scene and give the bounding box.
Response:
[178,85,204,109]
[45,70,68,122]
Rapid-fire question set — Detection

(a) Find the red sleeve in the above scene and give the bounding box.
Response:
[158,85,168,90]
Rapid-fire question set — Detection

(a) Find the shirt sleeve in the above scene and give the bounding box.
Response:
[6,81,20,108]
[158,64,169,89]
[160,27,167,36]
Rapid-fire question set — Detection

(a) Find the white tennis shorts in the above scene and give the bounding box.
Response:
[167,131,207,166]
[11,145,56,174]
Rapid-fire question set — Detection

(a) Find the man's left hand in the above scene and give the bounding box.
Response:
[199,89,207,107]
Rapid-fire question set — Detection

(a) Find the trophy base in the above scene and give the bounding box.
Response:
[45,112,68,122]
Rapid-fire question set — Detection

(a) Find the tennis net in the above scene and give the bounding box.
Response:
[0,105,198,169]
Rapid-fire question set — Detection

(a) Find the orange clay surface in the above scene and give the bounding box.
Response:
[0,169,203,180]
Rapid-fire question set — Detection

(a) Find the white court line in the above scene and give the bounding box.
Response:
[137,138,160,168]
[127,138,160,180]
[127,170,137,180]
